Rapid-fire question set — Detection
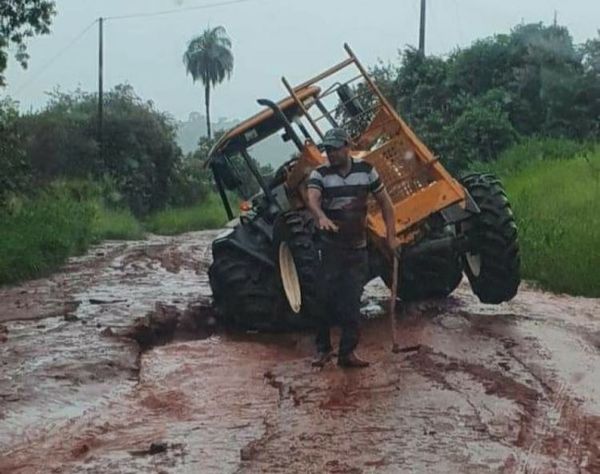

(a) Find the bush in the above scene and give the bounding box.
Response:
[374,23,600,172]
[0,99,29,207]
[0,184,95,284]
[447,102,518,170]
[168,155,211,208]
[20,85,184,215]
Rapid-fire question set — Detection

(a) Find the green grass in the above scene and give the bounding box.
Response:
[92,205,145,240]
[144,194,228,235]
[0,193,227,285]
[500,146,600,297]
[0,182,230,286]
[468,137,595,178]
[0,190,96,285]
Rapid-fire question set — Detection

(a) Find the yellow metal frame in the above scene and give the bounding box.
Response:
[208,44,468,252]
[280,44,467,248]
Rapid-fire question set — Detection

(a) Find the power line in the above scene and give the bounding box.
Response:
[14,20,97,94]
[11,0,263,94]
[104,0,263,21]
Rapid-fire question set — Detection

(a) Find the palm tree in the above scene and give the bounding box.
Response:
[183,26,234,140]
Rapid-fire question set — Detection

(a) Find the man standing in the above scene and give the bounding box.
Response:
[306,128,398,368]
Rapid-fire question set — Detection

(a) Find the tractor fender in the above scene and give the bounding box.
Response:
[212,217,275,268]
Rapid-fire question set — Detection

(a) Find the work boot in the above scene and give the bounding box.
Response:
[337,352,370,368]
[311,350,334,368]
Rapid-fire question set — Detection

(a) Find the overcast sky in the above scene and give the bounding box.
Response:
[3,0,600,121]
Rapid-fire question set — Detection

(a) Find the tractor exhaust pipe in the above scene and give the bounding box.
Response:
[257,98,304,151]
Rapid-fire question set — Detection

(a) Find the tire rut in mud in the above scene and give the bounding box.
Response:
[121,300,217,351]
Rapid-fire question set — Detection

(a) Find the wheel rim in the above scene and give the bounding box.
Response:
[279,242,301,314]
[466,252,481,277]
[460,220,481,278]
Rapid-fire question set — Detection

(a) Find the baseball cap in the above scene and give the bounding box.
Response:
[322,127,350,149]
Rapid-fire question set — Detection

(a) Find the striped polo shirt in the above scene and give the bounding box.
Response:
[307,158,384,249]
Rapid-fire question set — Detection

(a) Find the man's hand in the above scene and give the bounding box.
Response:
[307,187,339,232]
[318,215,339,233]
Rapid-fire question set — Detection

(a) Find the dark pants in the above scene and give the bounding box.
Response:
[315,243,368,357]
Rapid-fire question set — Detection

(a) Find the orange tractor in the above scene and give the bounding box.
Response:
[207,44,520,330]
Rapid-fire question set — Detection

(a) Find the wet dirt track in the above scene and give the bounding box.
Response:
[1,231,600,473]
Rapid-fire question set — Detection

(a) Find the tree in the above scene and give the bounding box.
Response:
[0,99,30,207]
[183,26,233,139]
[582,32,600,76]
[370,22,600,172]
[20,85,184,215]
[0,0,56,86]
[448,101,518,170]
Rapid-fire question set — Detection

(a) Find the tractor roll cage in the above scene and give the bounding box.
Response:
[209,43,469,242]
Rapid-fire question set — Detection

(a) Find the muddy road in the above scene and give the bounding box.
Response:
[1,230,600,473]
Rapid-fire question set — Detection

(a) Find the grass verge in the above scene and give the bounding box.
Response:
[92,205,145,240]
[0,189,229,285]
[0,190,95,285]
[144,194,228,235]
[468,137,595,177]
[496,142,600,297]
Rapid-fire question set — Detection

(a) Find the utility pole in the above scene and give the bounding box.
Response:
[419,0,426,56]
[98,17,104,161]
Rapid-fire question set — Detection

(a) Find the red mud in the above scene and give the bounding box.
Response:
[1,230,600,473]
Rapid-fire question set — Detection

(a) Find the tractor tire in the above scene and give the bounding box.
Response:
[370,231,463,302]
[399,244,463,301]
[460,173,520,303]
[273,211,321,327]
[209,245,284,331]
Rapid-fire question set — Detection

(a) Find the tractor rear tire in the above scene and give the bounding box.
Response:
[460,173,520,303]
[209,245,285,331]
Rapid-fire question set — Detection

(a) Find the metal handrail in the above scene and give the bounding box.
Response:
[311,88,375,123]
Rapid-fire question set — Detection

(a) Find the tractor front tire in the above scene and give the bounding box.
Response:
[371,232,463,302]
[273,211,321,328]
[399,245,463,301]
[460,173,520,303]
[209,245,284,330]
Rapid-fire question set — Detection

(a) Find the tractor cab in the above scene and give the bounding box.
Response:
[207,85,325,223]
